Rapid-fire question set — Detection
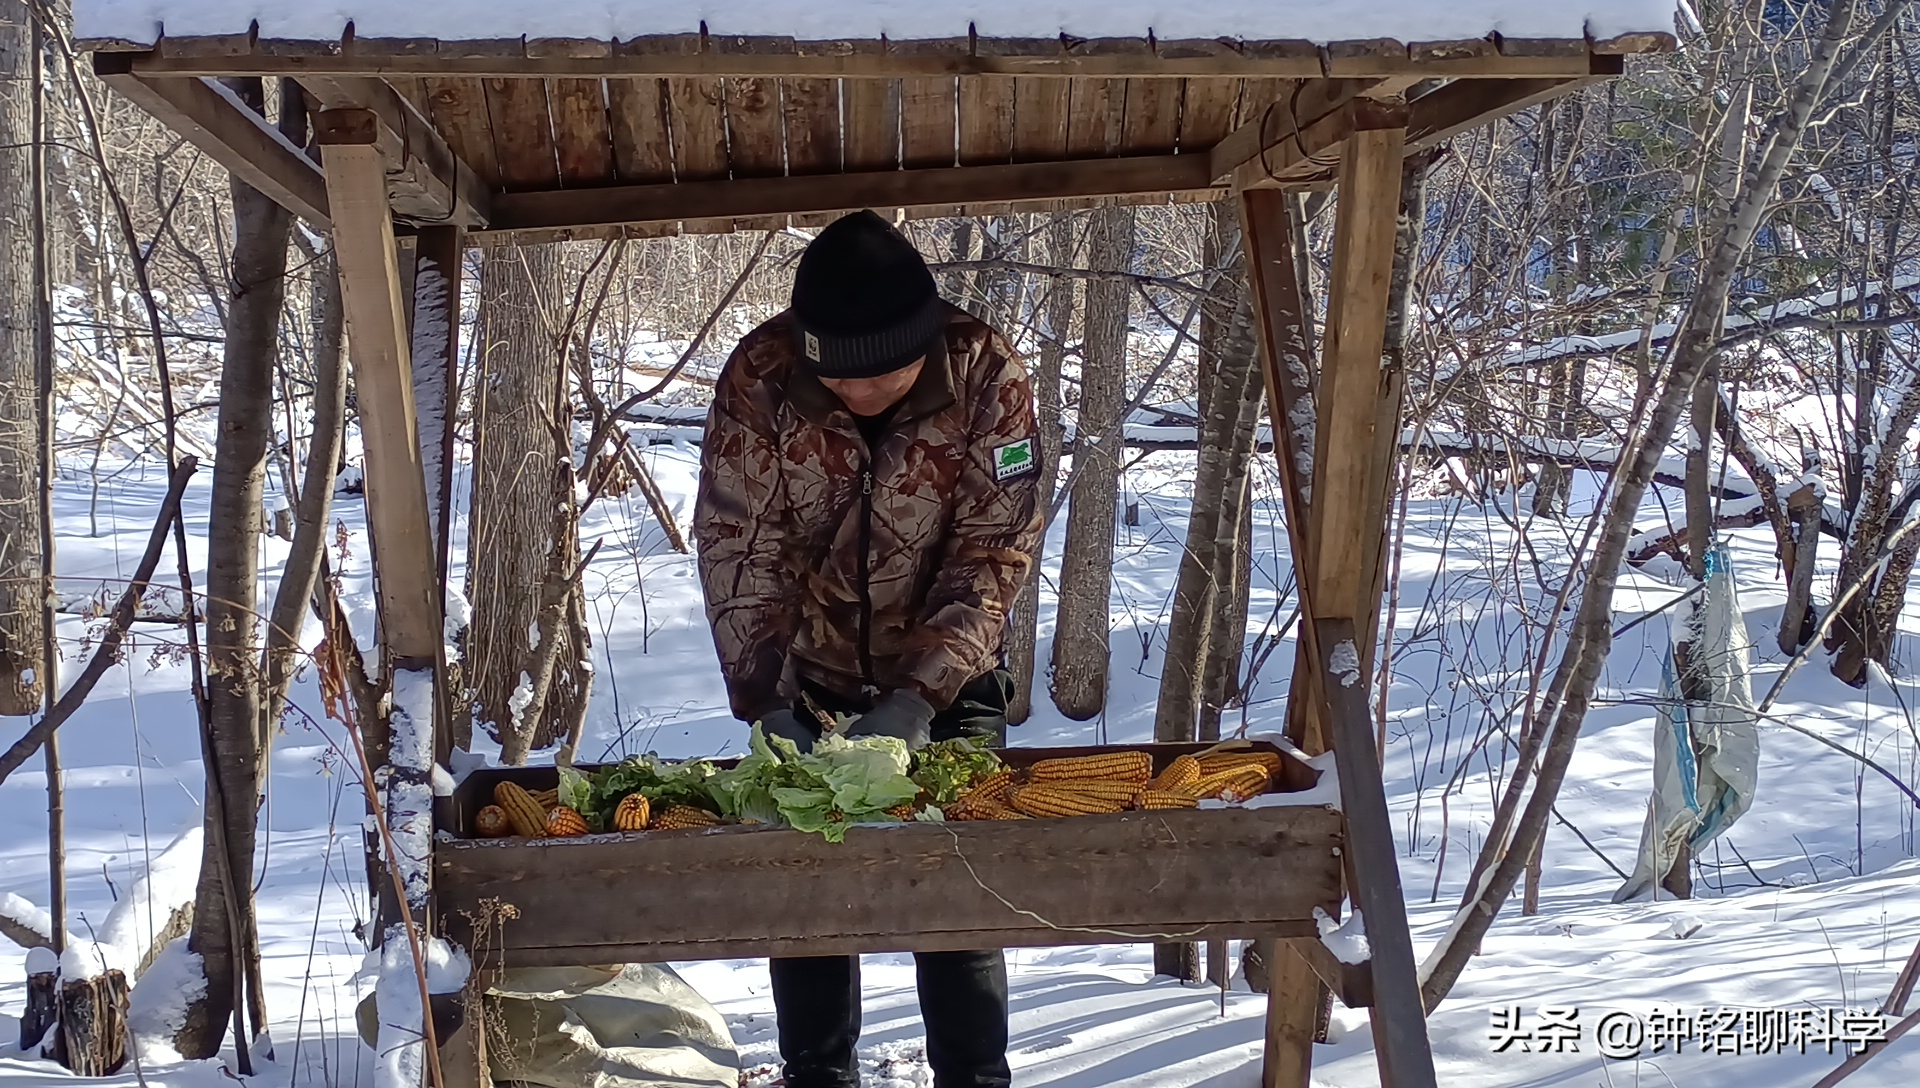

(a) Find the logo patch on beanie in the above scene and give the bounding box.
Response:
[994,438,1037,481]
[803,331,822,362]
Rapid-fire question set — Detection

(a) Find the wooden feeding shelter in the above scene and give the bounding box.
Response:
[78,3,1678,1087]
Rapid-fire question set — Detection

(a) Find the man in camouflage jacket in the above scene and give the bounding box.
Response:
[693,210,1041,1088]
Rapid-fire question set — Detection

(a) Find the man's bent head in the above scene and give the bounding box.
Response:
[790,210,945,384]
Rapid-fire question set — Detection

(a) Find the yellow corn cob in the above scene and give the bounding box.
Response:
[547,806,590,837]
[1134,789,1201,810]
[961,769,1016,806]
[1195,751,1284,777]
[1010,782,1136,818]
[1191,765,1271,802]
[1146,755,1204,794]
[651,805,721,830]
[949,798,1030,820]
[531,788,560,811]
[493,781,549,837]
[613,794,651,831]
[474,805,513,837]
[1027,751,1152,785]
[885,802,918,820]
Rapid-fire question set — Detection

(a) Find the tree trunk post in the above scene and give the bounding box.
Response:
[319,107,450,1088]
[0,0,45,719]
[1236,104,1438,1088]
[1049,206,1132,721]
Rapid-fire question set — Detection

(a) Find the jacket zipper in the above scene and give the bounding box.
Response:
[856,463,877,694]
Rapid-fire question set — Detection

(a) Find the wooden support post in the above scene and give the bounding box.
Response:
[1240,112,1436,1088]
[411,226,464,604]
[411,225,464,764]
[1316,617,1436,1088]
[1261,942,1322,1088]
[318,112,444,671]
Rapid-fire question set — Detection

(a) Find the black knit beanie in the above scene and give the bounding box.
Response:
[790,210,947,379]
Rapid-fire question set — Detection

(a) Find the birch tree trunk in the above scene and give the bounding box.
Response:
[1050,207,1132,721]
[1006,215,1076,725]
[177,76,294,1062]
[0,1,43,717]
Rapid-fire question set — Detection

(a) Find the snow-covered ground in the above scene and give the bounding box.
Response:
[1,436,1917,1088]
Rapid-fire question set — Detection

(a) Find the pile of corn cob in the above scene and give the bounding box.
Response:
[945,748,1283,820]
[474,781,725,839]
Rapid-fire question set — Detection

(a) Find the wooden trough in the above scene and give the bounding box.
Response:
[77,4,1678,1086]
[435,743,1344,966]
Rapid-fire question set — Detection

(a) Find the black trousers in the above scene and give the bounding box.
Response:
[774,669,1016,1088]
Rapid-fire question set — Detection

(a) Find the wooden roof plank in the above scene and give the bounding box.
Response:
[725,76,786,178]
[607,77,676,183]
[665,77,729,181]
[1120,78,1181,155]
[1064,78,1125,158]
[1177,78,1242,153]
[783,77,844,176]
[482,77,561,190]
[842,76,900,171]
[958,75,1016,166]
[1011,77,1070,163]
[900,76,957,169]
[549,77,617,187]
[421,76,501,186]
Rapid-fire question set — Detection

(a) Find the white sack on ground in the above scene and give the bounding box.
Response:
[1615,542,1761,902]
[360,963,738,1088]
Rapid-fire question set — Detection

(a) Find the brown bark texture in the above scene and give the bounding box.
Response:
[1006,215,1075,725]
[466,243,586,762]
[0,1,44,716]
[1153,282,1262,747]
[177,76,292,1061]
[1050,206,1133,721]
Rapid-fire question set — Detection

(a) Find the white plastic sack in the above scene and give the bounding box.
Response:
[1614,543,1761,902]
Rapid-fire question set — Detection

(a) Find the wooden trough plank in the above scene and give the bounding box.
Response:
[436,805,1344,963]
[484,154,1217,233]
[548,77,616,186]
[482,77,560,190]
[447,924,1320,967]
[93,59,331,227]
[607,78,676,183]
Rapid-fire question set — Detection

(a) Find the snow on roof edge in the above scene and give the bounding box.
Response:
[75,3,1683,53]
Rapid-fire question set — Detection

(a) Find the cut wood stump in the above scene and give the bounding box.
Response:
[57,970,130,1076]
[20,967,58,1052]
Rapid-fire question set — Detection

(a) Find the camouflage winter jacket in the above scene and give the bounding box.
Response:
[693,305,1044,722]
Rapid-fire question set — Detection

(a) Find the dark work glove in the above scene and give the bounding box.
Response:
[844,690,936,751]
[757,708,817,754]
